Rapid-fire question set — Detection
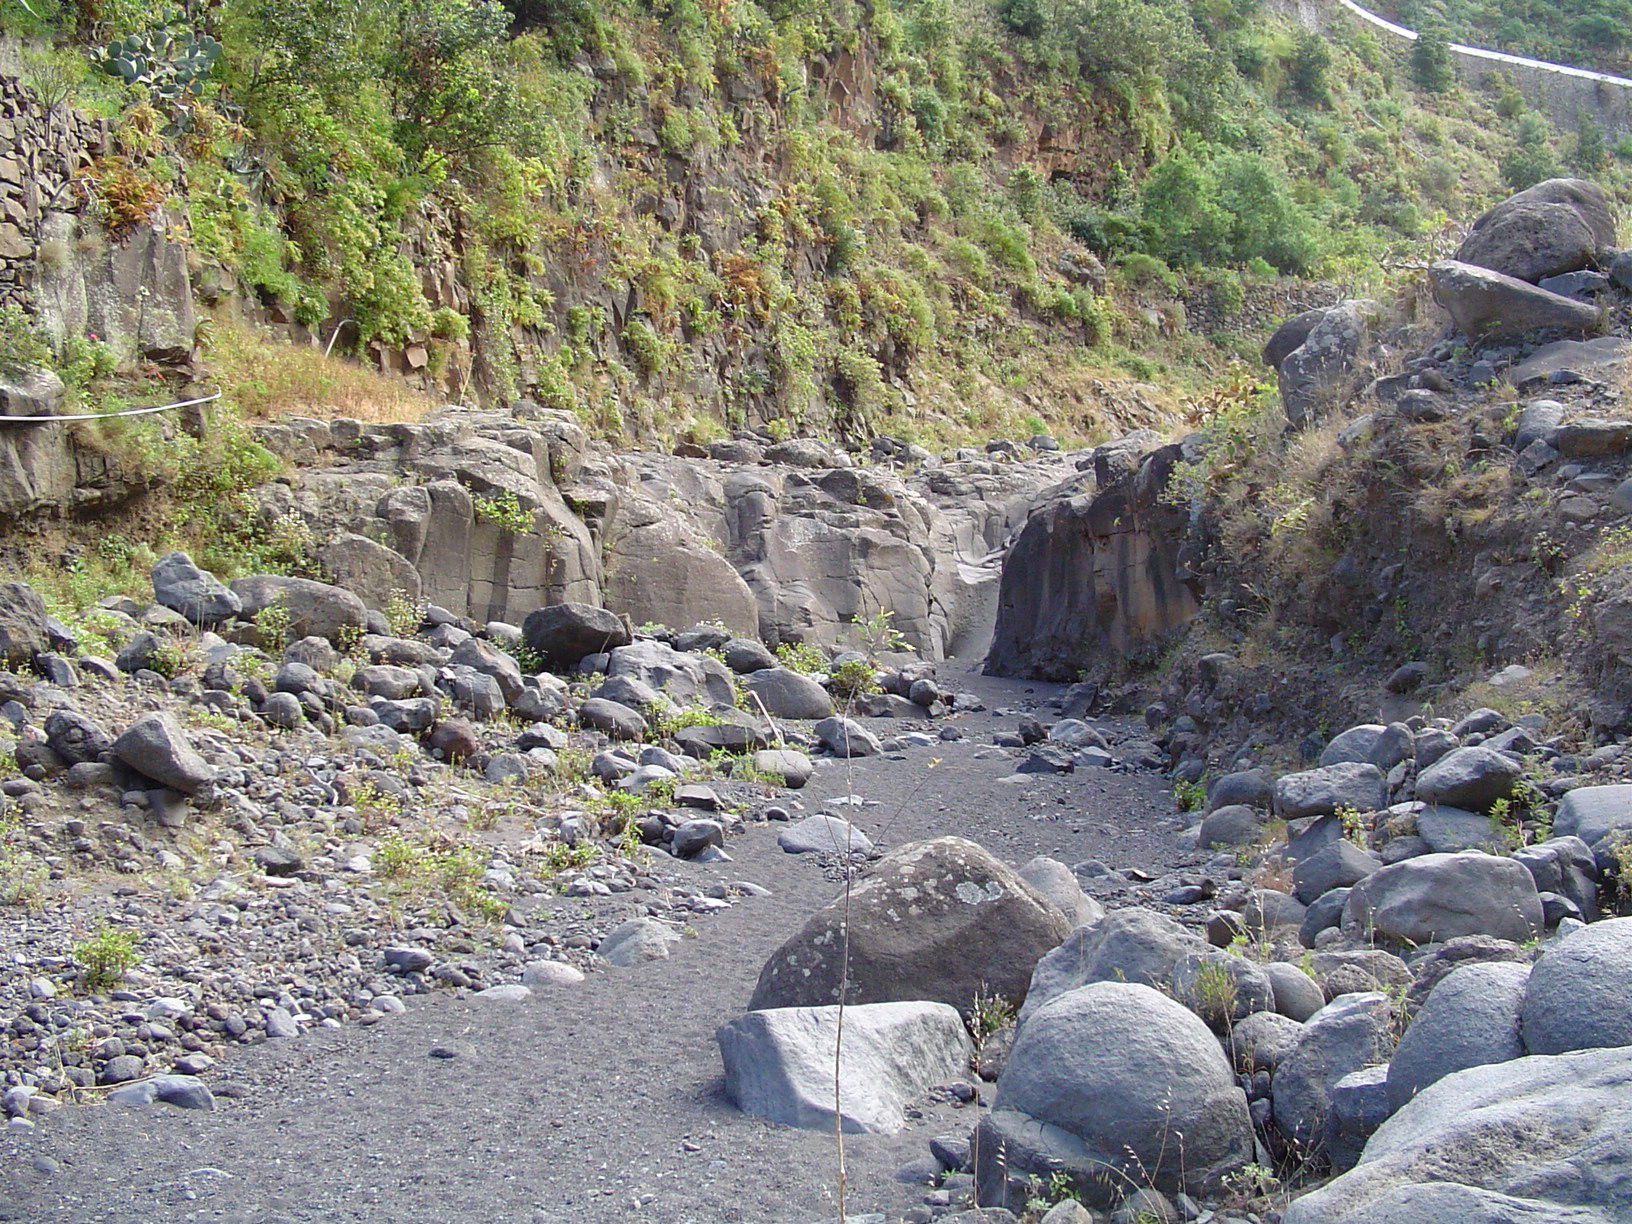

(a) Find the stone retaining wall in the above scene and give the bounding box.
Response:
[0,70,107,311]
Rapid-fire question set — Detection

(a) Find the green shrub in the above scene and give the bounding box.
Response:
[1411,27,1454,93]
[75,924,140,992]
[0,305,50,374]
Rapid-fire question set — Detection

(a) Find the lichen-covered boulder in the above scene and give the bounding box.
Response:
[748,837,1071,1015]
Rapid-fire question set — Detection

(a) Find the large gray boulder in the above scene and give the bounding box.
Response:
[577,698,647,740]
[1318,724,1413,772]
[1429,259,1600,340]
[314,532,421,610]
[1020,908,1206,1025]
[1511,836,1599,921]
[0,581,49,669]
[112,713,216,798]
[1387,962,1530,1111]
[1521,917,1632,1055]
[1229,1009,1305,1073]
[975,983,1254,1209]
[1455,178,1616,283]
[743,667,834,720]
[1553,784,1632,845]
[1281,1045,1632,1224]
[606,639,734,708]
[1342,852,1543,947]
[231,575,368,645]
[1263,307,1331,369]
[748,837,1071,1015]
[1275,762,1386,820]
[752,748,814,788]
[521,602,630,670]
[1198,804,1267,849]
[813,716,882,758]
[1272,992,1395,1150]
[1017,856,1104,928]
[448,637,526,706]
[1279,300,1377,430]
[150,552,240,625]
[1290,1182,1611,1223]
[718,1001,972,1134]
[776,814,871,856]
[1293,841,1382,904]
[45,710,111,767]
[1414,746,1522,812]
[1414,804,1503,853]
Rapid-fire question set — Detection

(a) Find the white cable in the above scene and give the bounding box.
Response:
[0,391,222,424]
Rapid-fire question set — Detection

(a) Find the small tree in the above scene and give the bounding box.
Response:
[1410,26,1454,93]
[1287,30,1331,103]
[1575,114,1609,174]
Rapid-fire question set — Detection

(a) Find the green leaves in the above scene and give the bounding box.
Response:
[97,19,223,110]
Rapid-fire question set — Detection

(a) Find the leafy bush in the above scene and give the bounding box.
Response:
[1410,27,1454,93]
[75,924,140,991]
[0,305,51,374]
[472,488,535,533]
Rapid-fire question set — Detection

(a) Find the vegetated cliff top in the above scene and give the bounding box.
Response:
[0,0,1621,455]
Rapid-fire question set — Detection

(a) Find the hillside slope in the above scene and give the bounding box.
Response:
[0,0,1584,460]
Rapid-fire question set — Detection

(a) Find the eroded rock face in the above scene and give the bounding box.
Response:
[985,439,1200,681]
[248,407,1073,657]
[748,836,1071,1014]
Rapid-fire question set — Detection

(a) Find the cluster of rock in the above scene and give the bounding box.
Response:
[1164,707,1632,1221]
[986,178,1632,690]
[0,552,971,1114]
[1429,178,1623,342]
[707,694,1632,1222]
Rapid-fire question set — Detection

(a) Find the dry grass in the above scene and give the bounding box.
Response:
[204,319,437,424]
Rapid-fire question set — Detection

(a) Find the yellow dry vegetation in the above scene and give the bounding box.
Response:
[204,319,437,424]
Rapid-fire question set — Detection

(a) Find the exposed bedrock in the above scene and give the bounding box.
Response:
[984,437,1202,681]
[250,407,1072,657]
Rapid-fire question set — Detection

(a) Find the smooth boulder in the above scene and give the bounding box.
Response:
[1521,917,1632,1055]
[1387,961,1530,1111]
[1282,1045,1632,1224]
[232,575,368,644]
[1455,178,1616,283]
[1272,992,1395,1149]
[112,713,216,798]
[1553,784,1632,845]
[1020,908,1206,1025]
[744,667,835,720]
[1429,259,1600,340]
[975,983,1253,1209]
[1342,851,1543,947]
[1414,746,1521,813]
[521,602,630,669]
[1274,762,1386,820]
[150,552,240,625]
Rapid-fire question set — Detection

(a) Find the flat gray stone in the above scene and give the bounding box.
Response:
[778,814,871,856]
[718,1001,972,1133]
